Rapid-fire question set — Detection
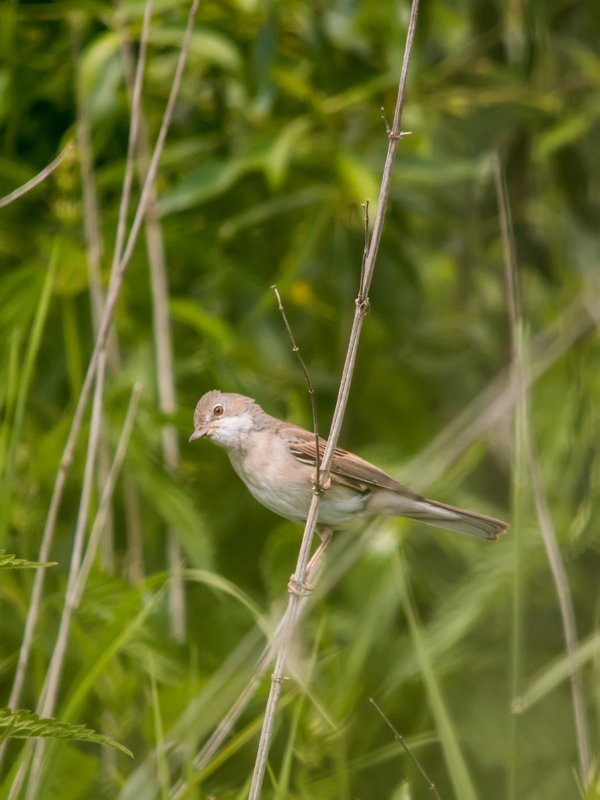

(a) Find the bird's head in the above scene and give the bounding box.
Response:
[189,390,260,449]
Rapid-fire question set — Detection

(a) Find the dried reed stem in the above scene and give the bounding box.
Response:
[24,352,108,799]
[494,155,591,784]
[247,2,421,797]
[115,0,186,641]
[4,0,199,745]
[73,383,142,602]
[72,17,119,571]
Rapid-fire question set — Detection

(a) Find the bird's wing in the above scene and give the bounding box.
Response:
[281,423,424,499]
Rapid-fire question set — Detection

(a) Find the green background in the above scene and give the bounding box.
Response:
[0,0,599,798]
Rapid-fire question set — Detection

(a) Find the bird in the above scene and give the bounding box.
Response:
[190,390,507,580]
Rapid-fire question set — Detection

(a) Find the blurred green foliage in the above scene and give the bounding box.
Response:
[0,0,599,798]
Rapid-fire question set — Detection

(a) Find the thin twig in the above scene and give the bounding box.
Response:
[369,697,443,800]
[247,2,421,798]
[380,106,412,141]
[0,142,74,209]
[271,285,321,488]
[359,201,370,302]
[494,155,591,784]
[5,0,199,730]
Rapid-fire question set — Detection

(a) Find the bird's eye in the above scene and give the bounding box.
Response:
[213,404,224,417]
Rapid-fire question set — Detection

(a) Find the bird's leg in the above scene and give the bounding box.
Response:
[306,526,333,578]
[287,526,333,596]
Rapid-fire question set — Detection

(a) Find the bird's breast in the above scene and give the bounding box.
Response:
[226,431,370,526]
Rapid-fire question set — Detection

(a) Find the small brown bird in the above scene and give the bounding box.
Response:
[190,391,508,561]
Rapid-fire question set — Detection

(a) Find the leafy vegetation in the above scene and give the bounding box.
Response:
[0,709,132,757]
[0,0,599,798]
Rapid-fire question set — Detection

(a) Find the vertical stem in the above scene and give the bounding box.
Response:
[247,2,421,797]
[72,16,118,572]
[24,353,108,800]
[115,0,186,640]
[4,0,199,744]
[494,155,591,789]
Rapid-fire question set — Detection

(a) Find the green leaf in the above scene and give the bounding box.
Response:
[81,32,123,121]
[513,630,600,713]
[264,117,312,189]
[169,298,234,347]
[157,158,255,216]
[0,551,57,570]
[336,150,379,202]
[0,709,132,757]
[150,29,242,73]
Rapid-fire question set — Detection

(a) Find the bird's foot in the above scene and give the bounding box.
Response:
[310,470,331,494]
[287,574,314,596]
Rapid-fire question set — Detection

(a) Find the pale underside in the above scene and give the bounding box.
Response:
[226,419,505,539]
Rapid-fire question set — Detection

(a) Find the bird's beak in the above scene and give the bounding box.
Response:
[189,427,208,443]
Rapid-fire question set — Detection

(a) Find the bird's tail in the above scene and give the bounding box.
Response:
[404,497,508,541]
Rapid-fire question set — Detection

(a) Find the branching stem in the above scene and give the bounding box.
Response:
[271,284,322,489]
[247,2,421,797]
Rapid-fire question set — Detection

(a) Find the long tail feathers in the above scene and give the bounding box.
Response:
[405,498,508,541]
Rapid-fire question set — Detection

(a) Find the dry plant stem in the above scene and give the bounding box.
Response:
[369,698,442,800]
[152,235,187,639]
[271,285,321,484]
[4,0,150,717]
[247,2,420,798]
[72,20,119,571]
[359,201,370,297]
[495,156,526,800]
[116,0,186,640]
[110,0,154,273]
[5,0,199,727]
[0,141,74,209]
[12,352,107,800]
[39,354,107,715]
[171,538,357,799]
[7,381,140,793]
[526,441,590,777]
[73,383,142,605]
[494,157,591,782]
[72,19,105,333]
[24,353,108,800]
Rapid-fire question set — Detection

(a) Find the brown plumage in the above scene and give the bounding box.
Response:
[190,391,508,542]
